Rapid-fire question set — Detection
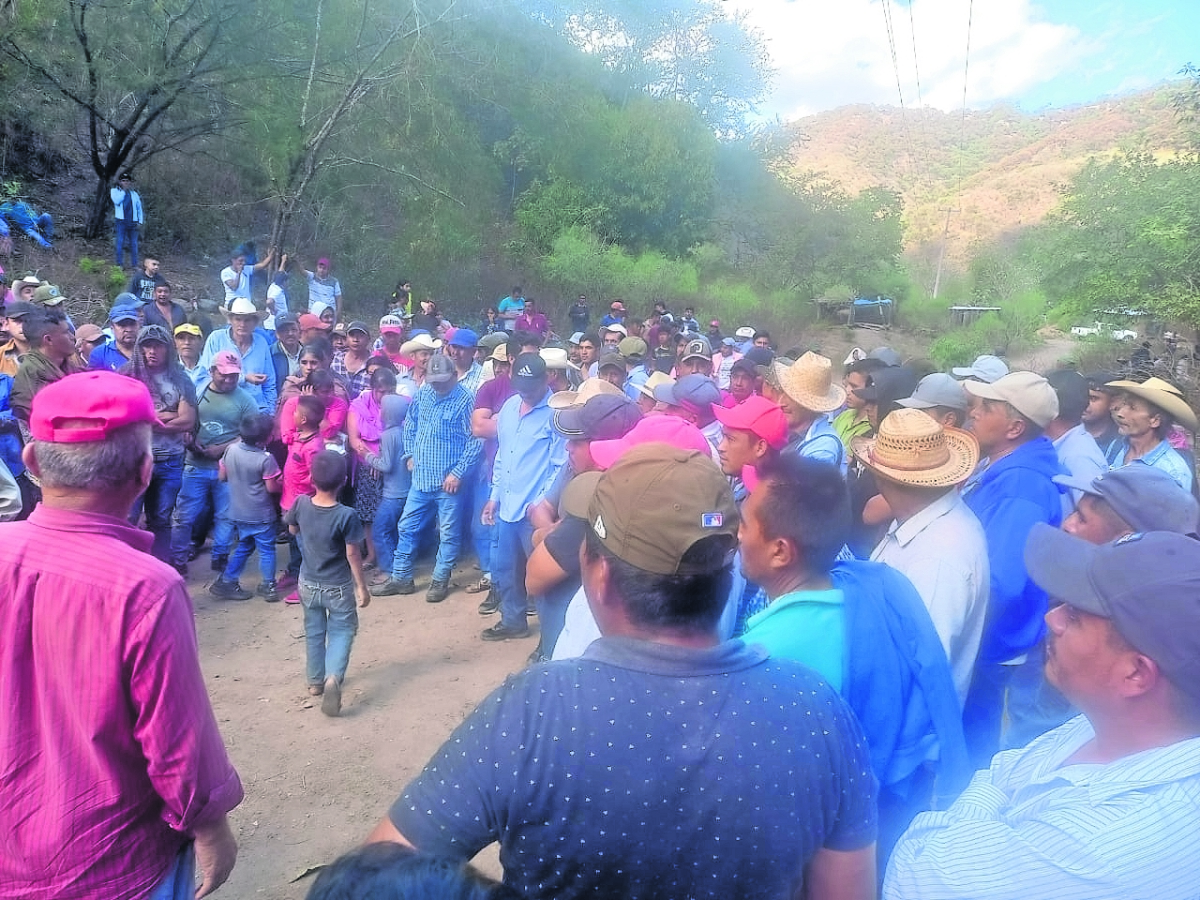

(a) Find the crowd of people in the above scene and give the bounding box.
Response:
[3,250,1200,900]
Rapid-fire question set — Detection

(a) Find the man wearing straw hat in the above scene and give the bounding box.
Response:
[1103,376,1196,493]
[197,297,277,413]
[768,351,848,472]
[856,409,988,707]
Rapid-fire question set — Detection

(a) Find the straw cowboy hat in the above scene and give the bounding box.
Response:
[771,352,846,413]
[1105,377,1198,432]
[548,376,625,410]
[399,333,442,356]
[851,408,980,488]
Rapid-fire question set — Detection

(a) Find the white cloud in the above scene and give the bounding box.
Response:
[729,0,1085,119]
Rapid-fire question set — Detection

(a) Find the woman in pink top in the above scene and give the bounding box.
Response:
[346,365,397,568]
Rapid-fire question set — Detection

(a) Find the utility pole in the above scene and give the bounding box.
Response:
[931,206,960,299]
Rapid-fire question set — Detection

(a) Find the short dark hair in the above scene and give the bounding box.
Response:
[239,413,274,447]
[584,529,733,633]
[847,357,889,377]
[296,394,326,425]
[156,280,172,292]
[365,354,396,373]
[754,454,850,574]
[23,309,67,346]
[310,450,348,492]
[370,366,397,393]
[580,331,600,347]
[306,843,519,900]
[309,369,336,393]
[753,330,771,342]
[512,329,542,350]
[301,337,333,362]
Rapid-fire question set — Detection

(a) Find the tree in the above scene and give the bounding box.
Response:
[0,0,248,237]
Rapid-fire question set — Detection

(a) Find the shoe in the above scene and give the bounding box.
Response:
[321,676,341,716]
[527,603,538,617]
[277,572,298,590]
[276,526,291,544]
[308,683,324,697]
[426,579,450,604]
[477,588,500,616]
[481,621,531,641]
[284,590,301,604]
[369,578,415,597]
[210,554,228,573]
[209,579,251,601]
[465,574,492,594]
[187,543,202,562]
[257,581,280,602]
[172,562,188,578]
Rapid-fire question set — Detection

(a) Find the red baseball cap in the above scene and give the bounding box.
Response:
[589,414,712,470]
[30,371,160,443]
[712,395,788,449]
[298,313,325,331]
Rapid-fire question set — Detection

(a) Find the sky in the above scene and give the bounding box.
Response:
[728,0,1200,121]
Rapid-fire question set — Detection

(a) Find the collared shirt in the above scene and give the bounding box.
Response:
[1053,422,1108,517]
[456,361,484,396]
[623,365,649,401]
[220,265,250,304]
[87,339,134,373]
[402,383,482,492]
[0,506,243,900]
[196,327,277,412]
[712,350,742,389]
[331,350,370,399]
[785,415,846,472]
[490,388,567,522]
[832,408,873,451]
[871,490,989,706]
[884,715,1200,900]
[1106,437,1194,492]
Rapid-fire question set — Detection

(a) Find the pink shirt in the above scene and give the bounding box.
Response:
[282,430,323,510]
[0,506,242,900]
[279,394,348,443]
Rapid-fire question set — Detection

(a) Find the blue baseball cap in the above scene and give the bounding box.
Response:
[109,302,142,323]
[448,327,479,348]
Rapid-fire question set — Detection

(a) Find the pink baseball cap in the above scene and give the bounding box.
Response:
[30,371,160,443]
[317,257,330,266]
[298,313,325,331]
[712,395,788,449]
[212,350,242,374]
[590,414,712,470]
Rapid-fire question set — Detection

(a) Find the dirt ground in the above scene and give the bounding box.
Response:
[190,555,523,898]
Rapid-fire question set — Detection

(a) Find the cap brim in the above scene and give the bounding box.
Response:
[896,396,936,409]
[960,379,1004,402]
[552,407,587,438]
[548,390,581,410]
[951,366,978,378]
[560,471,603,519]
[1052,473,1101,497]
[1023,523,1109,616]
[652,383,676,405]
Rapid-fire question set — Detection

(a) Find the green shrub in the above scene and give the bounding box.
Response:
[106,266,127,294]
[78,256,100,275]
[929,331,989,371]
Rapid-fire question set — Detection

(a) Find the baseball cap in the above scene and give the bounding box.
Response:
[73,323,105,345]
[478,332,508,350]
[586,443,739,576]
[681,336,713,362]
[4,300,40,319]
[15,274,40,288]
[601,323,628,337]
[654,373,721,414]
[898,372,969,411]
[1025,526,1200,699]
[425,353,456,384]
[109,302,142,323]
[448,327,479,348]
[709,319,720,327]
[618,336,648,361]
[553,393,642,441]
[721,337,737,347]
[331,322,348,336]
[597,351,626,373]
[511,352,548,391]
[1053,466,1200,535]
[868,346,903,367]
[347,320,370,336]
[274,313,299,330]
[33,282,64,306]
[1085,371,1119,394]
[589,415,713,470]
[317,257,330,266]
[378,315,404,335]
[712,395,788,449]
[30,371,161,443]
[211,350,242,374]
[174,323,203,338]
[734,326,755,340]
[298,313,325,331]
[568,331,585,345]
[962,371,1059,428]
[852,366,920,405]
[610,300,625,311]
[952,354,1009,383]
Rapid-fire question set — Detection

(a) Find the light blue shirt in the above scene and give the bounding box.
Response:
[885,715,1200,900]
[1053,422,1109,518]
[1106,437,1193,493]
[196,327,277,413]
[490,388,566,523]
[785,415,847,473]
[741,588,845,691]
[624,366,649,401]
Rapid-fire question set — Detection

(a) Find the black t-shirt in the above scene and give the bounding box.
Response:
[568,302,589,331]
[128,271,167,303]
[284,496,363,584]
[542,515,587,579]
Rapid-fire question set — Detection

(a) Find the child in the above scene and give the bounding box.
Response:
[284,450,369,717]
[279,393,326,601]
[362,392,412,585]
[211,413,282,601]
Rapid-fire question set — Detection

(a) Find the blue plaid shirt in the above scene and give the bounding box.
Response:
[402,382,482,492]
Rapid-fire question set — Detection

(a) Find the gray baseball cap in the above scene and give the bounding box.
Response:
[653,373,721,413]
[898,373,969,411]
[1053,466,1200,535]
[952,354,1009,383]
[425,353,456,384]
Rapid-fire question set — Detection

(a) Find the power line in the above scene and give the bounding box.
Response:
[958,0,974,163]
[880,0,916,177]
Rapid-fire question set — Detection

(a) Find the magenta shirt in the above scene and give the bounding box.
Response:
[0,506,243,900]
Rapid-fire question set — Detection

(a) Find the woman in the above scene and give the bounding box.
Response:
[347,366,399,568]
[412,299,441,336]
[278,339,349,407]
[266,258,290,317]
[278,368,348,444]
[333,321,373,399]
[124,324,197,562]
[479,305,504,335]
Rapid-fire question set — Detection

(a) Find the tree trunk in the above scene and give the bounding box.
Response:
[86,176,111,239]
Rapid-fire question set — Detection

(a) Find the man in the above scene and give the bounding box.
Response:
[170,351,257,575]
[885,527,1200,900]
[598,299,625,328]
[654,373,723,460]
[141,280,188,332]
[960,370,1063,764]
[481,353,566,641]
[11,309,79,422]
[617,335,649,398]
[513,298,549,338]
[951,354,1008,384]
[0,371,242,900]
[1103,376,1196,492]
[705,318,723,345]
[304,257,343,321]
[89,297,143,371]
[175,323,206,389]
[270,313,302,389]
[109,170,144,267]
[539,347,572,393]
[197,297,277,413]
[376,314,406,369]
[677,306,699,334]
[576,331,599,376]
[753,330,773,350]
[769,352,847,471]
[857,409,988,706]
[833,357,889,450]
[738,453,968,867]
[368,445,879,900]
[599,322,625,351]
[469,341,516,606]
[1081,371,1121,455]
[725,354,759,404]
[299,312,329,345]
[128,256,166,303]
[733,325,756,354]
[220,247,274,306]
[497,286,525,330]
[0,299,35,376]
[896,372,968,429]
[373,355,481,604]
[568,294,589,333]
[1044,369,1108,518]
[677,335,715,377]
[713,393,788,496]
[1056,465,1199,545]
[712,337,742,389]
[446,327,483,394]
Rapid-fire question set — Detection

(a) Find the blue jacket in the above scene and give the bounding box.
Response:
[833,560,970,806]
[962,436,1063,664]
[0,374,24,476]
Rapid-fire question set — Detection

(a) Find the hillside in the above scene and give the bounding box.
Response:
[785,87,1192,270]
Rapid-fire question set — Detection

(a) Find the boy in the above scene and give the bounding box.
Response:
[362,393,411,586]
[284,451,369,717]
[211,413,282,601]
[280,394,326,601]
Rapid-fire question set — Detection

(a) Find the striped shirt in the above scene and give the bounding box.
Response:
[884,715,1200,899]
[402,382,482,492]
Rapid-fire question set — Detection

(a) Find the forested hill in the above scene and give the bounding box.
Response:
[784,87,1191,265]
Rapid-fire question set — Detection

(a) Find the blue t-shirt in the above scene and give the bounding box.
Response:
[392,636,877,900]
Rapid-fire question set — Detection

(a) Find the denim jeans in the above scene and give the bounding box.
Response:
[392,486,461,583]
[372,494,407,580]
[494,518,534,629]
[536,577,577,660]
[470,467,493,575]
[170,465,231,565]
[132,452,184,562]
[146,843,195,900]
[223,520,277,584]
[114,219,138,267]
[300,579,359,686]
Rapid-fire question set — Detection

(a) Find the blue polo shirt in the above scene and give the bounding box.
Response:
[88,341,134,373]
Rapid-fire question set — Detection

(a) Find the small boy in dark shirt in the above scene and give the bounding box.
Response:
[212,413,282,601]
[284,450,369,717]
